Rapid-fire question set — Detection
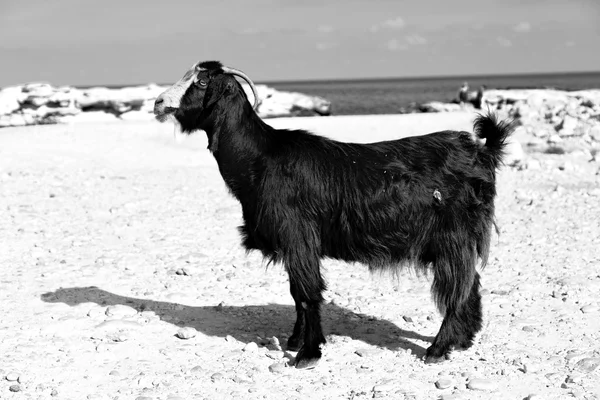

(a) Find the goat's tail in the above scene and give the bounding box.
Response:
[473,112,514,170]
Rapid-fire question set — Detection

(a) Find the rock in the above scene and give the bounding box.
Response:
[175,268,191,276]
[0,81,332,128]
[402,315,414,323]
[373,382,394,393]
[419,101,463,113]
[467,378,498,391]
[255,86,331,117]
[556,115,580,137]
[105,304,138,318]
[268,362,286,374]
[0,86,23,115]
[269,336,280,346]
[9,384,21,392]
[5,372,20,382]
[175,327,197,340]
[574,358,600,373]
[243,342,258,352]
[589,124,600,142]
[548,134,563,144]
[435,378,453,389]
[355,348,382,358]
[94,319,142,332]
[526,159,542,170]
[210,372,225,381]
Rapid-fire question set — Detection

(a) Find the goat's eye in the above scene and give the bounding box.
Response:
[198,79,207,87]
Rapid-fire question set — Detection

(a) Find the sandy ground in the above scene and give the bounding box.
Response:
[1,112,599,400]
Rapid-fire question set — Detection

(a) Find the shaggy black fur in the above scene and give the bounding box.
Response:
[156,61,513,368]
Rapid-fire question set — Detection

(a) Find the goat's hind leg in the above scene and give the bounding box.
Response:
[286,283,305,351]
[285,255,326,369]
[426,259,483,364]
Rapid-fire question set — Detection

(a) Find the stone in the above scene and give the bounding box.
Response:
[105,304,138,318]
[0,81,332,128]
[0,86,23,115]
[210,372,225,381]
[243,342,258,352]
[268,362,286,374]
[9,384,21,392]
[5,372,20,382]
[435,378,453,389]
[574,357,600,374]
[355,348,382,357]
[589,124,600,142]
[176,327,197,340]
[467,378,497,391]
[419,101,463,113]
[556,115,580,137]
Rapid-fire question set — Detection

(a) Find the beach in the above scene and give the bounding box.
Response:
[1,112,599,399]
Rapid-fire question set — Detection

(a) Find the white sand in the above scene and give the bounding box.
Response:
[1,113,599,399]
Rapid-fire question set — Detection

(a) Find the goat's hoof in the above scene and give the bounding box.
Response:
[294,347,321,370]
[424,354,447,364]
[425,346,450,364]
[294,357,320,370]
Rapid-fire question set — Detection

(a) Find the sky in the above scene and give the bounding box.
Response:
[0,0,599,86]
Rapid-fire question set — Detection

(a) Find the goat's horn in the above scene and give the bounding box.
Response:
[221,66,260,111]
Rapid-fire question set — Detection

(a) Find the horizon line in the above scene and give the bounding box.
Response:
[4,69,599,90]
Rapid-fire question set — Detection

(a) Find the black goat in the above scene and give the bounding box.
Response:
[154,60,512,369]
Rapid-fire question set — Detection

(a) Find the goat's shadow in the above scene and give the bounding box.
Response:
[40,286,433,357]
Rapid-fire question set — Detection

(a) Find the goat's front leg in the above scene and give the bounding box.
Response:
[284,251,326,369]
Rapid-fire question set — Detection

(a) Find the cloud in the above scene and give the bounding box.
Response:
[317,25,335,34]
[405,34,427,46]
[371,16,405,32]
[496,36,512,47]
[513,22,532,33]
[385,38,408,51]
[316,42,337,51]
[237,27,264,35]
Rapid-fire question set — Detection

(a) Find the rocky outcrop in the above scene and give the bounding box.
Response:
[485,89,600,154]
[421,89,600,154]
[0,82,331,128]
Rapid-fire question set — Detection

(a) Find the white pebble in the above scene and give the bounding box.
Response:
[269,336,280,346]
[467,378,498,391]
[176,327,197,340]
[5,372,20,382]
[268,362,286,374]
[435,378,453,389]
[105,304,137,318]
[574,357,600,373]
[243,342,258,352]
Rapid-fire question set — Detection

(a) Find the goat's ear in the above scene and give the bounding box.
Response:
[203,76,234,109]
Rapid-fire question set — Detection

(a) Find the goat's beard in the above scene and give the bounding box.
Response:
[171,118,183,140]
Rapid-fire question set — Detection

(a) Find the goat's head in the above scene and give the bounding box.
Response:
[154,60,259,131]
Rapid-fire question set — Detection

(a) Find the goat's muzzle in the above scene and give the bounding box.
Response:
[153,94,175,121]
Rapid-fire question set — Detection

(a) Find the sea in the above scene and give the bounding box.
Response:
[265,71,600,116]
